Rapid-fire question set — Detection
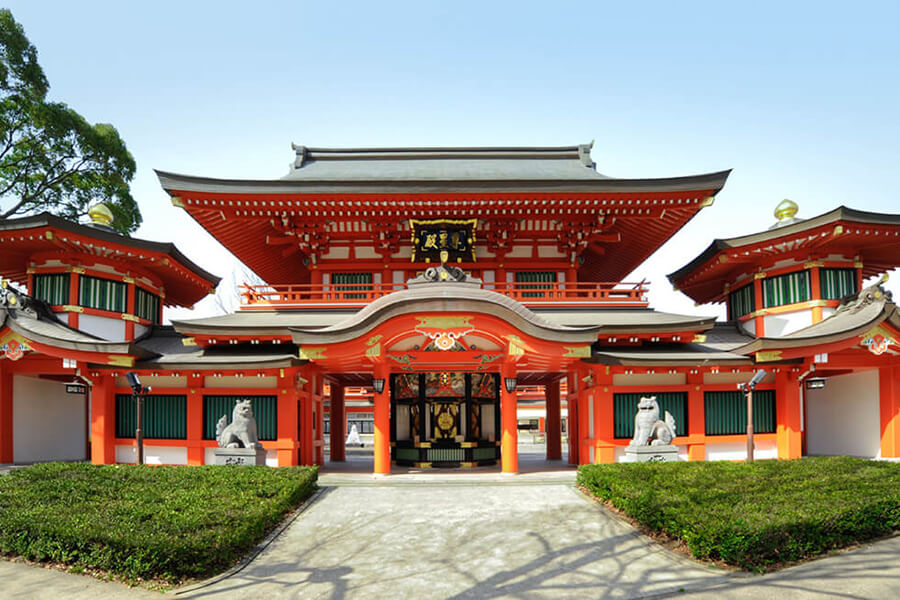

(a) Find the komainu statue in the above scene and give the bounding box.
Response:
[629,396,677,446]
[216,399,262,449]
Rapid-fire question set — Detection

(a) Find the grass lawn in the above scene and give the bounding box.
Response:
[578,457,900,571]
[0,462,317,584]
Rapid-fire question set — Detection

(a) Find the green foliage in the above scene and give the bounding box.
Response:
[0,463,318,583]
[577,457,900,571]
[0,9,139,233]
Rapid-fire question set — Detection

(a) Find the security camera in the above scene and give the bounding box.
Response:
[125,372,142,394]
[748,369,768,388]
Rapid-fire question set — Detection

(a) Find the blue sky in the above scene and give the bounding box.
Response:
[4,1,899,319]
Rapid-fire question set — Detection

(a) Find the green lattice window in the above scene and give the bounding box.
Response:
[79,275,127,313]
[332,272,373,299]
[614,392,688,439]
[135,287,160,323]
[704,390,776,435]
[32,273,70,305]
[115,394,186,439]
[820,268,857,300]
[515,271,557,298]
[203,396,277,441]
[728,284,755,319]
[762,271,810,308]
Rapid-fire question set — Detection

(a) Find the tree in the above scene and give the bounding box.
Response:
[0,9,139,234]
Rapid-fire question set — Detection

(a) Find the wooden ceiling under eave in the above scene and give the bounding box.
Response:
[576,201,713,283]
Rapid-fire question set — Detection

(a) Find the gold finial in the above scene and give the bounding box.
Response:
[88,203,114,226]
[774,199,798,222]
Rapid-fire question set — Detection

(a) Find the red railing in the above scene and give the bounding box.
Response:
[240,280,648,309]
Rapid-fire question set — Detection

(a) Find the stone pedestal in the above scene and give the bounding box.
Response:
[212,447,267,466]
[623,444,679,463]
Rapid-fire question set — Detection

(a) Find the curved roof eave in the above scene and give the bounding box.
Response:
[2,308,153,358]
[289,284,603,346]
[668,206,900,286]
[156,169,732,196]
[0,212,221,287]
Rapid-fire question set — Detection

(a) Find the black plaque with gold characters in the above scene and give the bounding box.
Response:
[410,219,477,263]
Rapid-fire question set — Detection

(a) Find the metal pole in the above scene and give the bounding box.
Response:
[746,387,754,462]
[135,391,144,465]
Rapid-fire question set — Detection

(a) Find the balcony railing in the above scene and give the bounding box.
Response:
[239,280,648,310]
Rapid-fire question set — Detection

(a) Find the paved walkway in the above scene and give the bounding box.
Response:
[2,454,900,599]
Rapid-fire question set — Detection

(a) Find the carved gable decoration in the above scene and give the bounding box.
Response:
[410,219,477,263]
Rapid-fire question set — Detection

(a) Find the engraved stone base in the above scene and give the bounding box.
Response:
[623,444,679,463]
[212,448,267,466]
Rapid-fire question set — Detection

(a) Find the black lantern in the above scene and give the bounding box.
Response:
[373,378,386,394]
[504,377,517,393]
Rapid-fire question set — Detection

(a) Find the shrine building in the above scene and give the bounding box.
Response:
[1,143,898,474]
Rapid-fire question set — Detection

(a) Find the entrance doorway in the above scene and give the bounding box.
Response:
[391,372,501,467]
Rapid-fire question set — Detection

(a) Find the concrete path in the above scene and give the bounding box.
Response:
[172,482,728,599]
[2,458,900,599]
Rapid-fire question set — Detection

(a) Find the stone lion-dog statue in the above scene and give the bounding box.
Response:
[216,399,262,449]
[629,396,677,446]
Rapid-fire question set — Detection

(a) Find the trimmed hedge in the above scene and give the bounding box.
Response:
[578,457,900,571]
[0,463,317,583]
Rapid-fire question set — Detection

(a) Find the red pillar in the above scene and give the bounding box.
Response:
[186,375,204,465]
[687,372,706,461]
[546,379,561,460]
[277,370,299,467]
[299,368,314,465]
[313,373,325,466]
[373,363,390,475]
[594,367,615,464]
[90,374,116,464]
[809,267,823,324]
[567,372,579,465]
[0,361,13,463]
[776,370,802,459]
[330,381,346,461]
[501,362,518,474]
[753,278,765,336]
[124,282,136,340]
[880,366,900,458]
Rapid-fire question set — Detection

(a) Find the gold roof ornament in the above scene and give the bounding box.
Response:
[88,203,114,227]
[769,199,801,229]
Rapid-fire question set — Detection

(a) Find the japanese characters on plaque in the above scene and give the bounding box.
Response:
[410,219,477,263]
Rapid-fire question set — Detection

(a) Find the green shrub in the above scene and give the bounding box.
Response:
[577,457,900,571]
[0,463,317,583]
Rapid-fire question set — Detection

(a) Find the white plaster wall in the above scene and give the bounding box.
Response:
[739,318,756,337]
[135,323,151,338]
[806,370,881,458]
[13,375,86,463]
[612,373,686,386]
[763,310,813,337]
[537,246,565,258]
[354,246,379,259]
[79,313,126,342]
[705,439,777,461]
[116,444,187,465]
[505,245,533,258]
[204,376,278,388]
